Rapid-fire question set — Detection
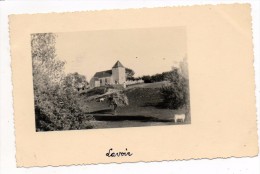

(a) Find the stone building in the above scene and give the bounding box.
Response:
[90,61,133,88]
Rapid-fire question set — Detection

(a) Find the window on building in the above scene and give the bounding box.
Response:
[100,79,102,84]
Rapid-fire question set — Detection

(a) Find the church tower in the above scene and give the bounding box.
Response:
[112,60,126,84]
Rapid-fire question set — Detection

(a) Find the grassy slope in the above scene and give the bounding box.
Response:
[117,87,188,120]
[79,81,190,121]
[126,81,171,89]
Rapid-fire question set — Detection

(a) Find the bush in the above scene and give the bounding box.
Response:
[140,72,172,83]
[107,91,129,107]
[142,75,152,83]
[160,69,189,110]
[107,91,129,115]
[35,83,95,131]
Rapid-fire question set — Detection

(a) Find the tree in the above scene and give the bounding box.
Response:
[126,68,135,79]
[31,33,65,84]
[160,69,189,110]
[32,33,65,130]
[31,33,93,131]
[107,91,129,115]
[150,73,164,82]
[62,72,88,91]
[141,75,152,83]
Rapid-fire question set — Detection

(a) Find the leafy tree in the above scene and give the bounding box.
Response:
[160,69,189,110]
[107,91,129,115]
[127,76,135,81]
[150,73,164,82]
[62,72,88,91]
[32,33,93,131]
[142,75,152,83]
[31,33,65,84]
[140,73,166,83]
[125,68,135,79]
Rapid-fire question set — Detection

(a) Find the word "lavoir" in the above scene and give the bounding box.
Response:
[106,148,133,157]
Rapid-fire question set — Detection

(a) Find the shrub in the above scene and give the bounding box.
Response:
[160,69,189,110]
[150,73,164,82]
[142,75,152,83]
[107,91,129,114]
[35,82,95,131]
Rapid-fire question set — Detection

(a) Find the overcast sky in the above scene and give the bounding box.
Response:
[55,27,186,81]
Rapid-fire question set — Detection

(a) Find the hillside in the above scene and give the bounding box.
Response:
[126,81,171,89]
[78,81,190,123]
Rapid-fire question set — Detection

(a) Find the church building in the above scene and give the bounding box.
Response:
[90,61,132,88]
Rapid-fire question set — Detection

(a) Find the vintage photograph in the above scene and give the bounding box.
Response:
[10,4,258,167]
[32,27,191,131]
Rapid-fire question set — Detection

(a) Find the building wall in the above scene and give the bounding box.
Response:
[90,67,127,88]
[90,76,114,88]
[112,67,126,84]
[89,77,96,88]
[95,80,100,87]
[99,77,112,86]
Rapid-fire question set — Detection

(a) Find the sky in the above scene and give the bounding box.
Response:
[55,27,187,81]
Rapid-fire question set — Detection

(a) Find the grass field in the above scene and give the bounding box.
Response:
[126,81,171,89]
[78,82,190,129]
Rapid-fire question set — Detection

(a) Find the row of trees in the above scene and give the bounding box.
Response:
[129,71,178,83]
[32,33,93,131]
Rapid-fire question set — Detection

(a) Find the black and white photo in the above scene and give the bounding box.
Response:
[32,27,190,131]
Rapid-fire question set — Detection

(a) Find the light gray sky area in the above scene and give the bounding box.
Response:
[55,27,187,81]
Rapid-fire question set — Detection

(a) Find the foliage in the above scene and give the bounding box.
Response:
[141,75,152,83]
[125,68,135,79]
[62,72,88,91]
[138,71,174,83]
[150,73,164,82]
[107,91,129,114]
[31,33,65,84]
[160,69,190,110]
[127,76,135,81]
[108,91,129,107]
[32,33,93,131]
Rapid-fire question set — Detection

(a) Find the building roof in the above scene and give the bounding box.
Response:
[112,61,124,68]
[93,70,112,78]
[93,61,129,79]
